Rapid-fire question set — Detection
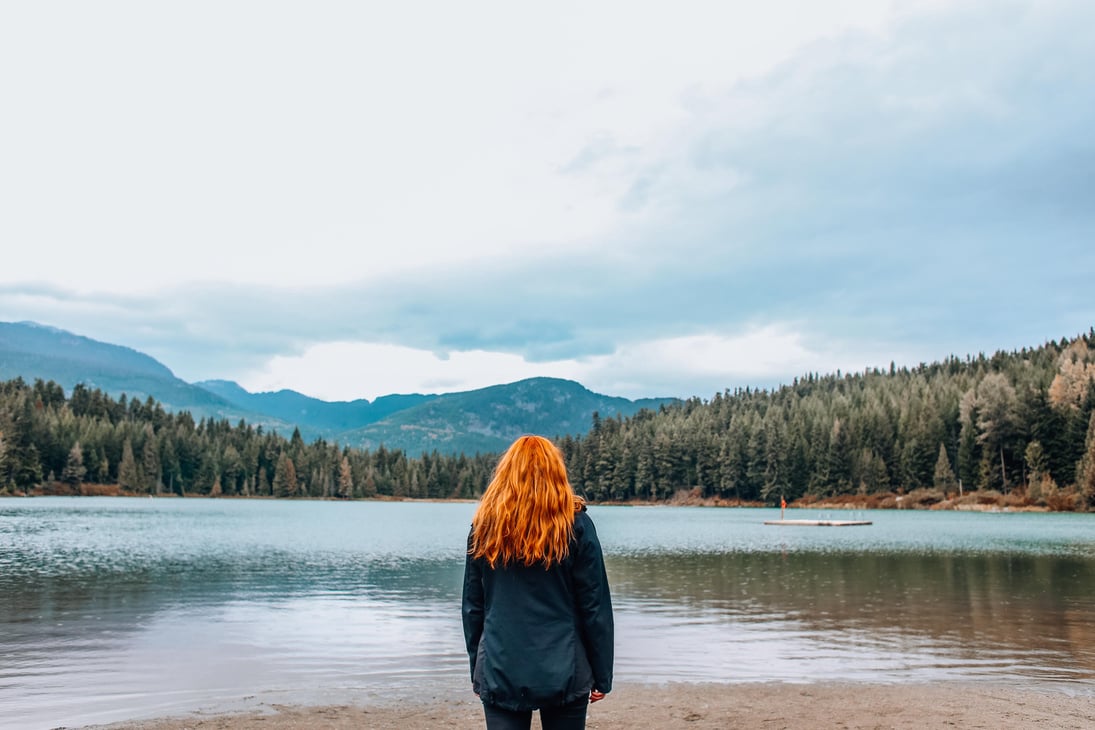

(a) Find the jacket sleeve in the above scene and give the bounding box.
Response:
[461,532,485,681]
[572,513,614,693]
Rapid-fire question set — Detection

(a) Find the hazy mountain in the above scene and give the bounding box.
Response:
[2,321,677,454]
[339,377,676,455]
[0,321,294,433]
[195,379,432,434]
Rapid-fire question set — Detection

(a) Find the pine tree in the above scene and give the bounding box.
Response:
[16,444,42,492]
[0,421,7,486]
[826,418,852,495]
[4,397,42,492]
[161,438,181,494]
[221,445,242,495]
[957,390,978,491]
[142,431,162,494]
[338,456,354,498]
[1024,441,1048,484]
[118,439,141,492]
[932,443,957,492]
[1075,412,1095,509]
[61,442,87,489]
[363,463,378,497]
[975,373,1019,490]
[1024,440,1054,504]
[856,448,889,494]
[392,455,408,498]
[273,453,298,498]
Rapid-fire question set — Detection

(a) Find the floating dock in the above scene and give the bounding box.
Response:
[764,519,873,527]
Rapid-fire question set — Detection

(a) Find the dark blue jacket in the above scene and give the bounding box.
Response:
[461,508,614,711]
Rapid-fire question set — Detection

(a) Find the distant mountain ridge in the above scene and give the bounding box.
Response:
[0,321,296,434]
[2,321,174,381]
[340,377,674,454]
[195,379,433,434]
[0,321,677,454]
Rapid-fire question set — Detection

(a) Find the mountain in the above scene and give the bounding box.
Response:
[195,379,432,435]
[339,377,675,455]
[0,321,294,433]
[1,321,678,454]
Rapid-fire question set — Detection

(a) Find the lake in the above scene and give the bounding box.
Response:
[2,498,1094,728]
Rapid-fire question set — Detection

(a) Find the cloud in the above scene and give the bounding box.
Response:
[0,1,904,292]
[2,1,1093,400]
[238,343,581,401]
[236,324,917,401]
[575,325,928,398]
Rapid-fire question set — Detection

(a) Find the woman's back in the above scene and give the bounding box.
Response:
[462,435,614,728]
[464,509,612,709]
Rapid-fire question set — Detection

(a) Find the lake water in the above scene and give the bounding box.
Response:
[2,498,1094,728]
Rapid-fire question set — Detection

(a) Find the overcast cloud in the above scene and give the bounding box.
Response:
[2,1,1092,400]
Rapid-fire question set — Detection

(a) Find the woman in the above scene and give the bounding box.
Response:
[462,435,613,730]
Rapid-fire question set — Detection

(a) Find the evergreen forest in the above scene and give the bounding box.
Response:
[0,379,498,501]
[2,331,1095,511]
[559,331,1095,510]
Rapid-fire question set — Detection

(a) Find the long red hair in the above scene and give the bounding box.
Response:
[470,435,584,568]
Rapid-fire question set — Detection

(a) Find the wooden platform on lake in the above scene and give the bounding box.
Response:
[764,519,873,527]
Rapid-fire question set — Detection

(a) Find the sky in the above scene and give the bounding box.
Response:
[1,0,1093,402]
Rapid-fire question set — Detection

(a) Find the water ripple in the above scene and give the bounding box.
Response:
[2,498,1094,728]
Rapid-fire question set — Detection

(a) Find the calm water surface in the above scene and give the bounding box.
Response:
[2,497,1094,728]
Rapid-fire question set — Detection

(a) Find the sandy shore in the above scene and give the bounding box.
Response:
[88,682,1094,730]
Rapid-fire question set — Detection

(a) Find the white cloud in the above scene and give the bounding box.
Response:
[575,326,915,398]
[236,324,915,401]
[238,341,584,401]
[1,0,906,293]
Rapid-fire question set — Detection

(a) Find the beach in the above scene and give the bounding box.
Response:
[89,682,1094,730]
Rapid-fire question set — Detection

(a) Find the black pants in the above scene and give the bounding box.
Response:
[482,696,589,730]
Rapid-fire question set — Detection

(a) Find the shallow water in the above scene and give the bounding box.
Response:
[1,498,1093,728]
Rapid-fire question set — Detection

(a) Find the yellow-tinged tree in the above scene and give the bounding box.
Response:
[1049,340,1095,410]
[1076,412,1095,509]
[273,452,298,497]
[338,456,354,498]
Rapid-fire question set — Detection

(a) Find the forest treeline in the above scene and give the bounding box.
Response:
[0,378,498,500]
[557,331,1095,510]
[2,331,1095,510]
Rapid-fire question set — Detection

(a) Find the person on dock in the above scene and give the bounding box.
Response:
[462,434,614,730]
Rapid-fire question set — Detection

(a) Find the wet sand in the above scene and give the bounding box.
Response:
[89,682,1094,729]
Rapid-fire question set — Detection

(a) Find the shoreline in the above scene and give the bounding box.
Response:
[87,682,1095,730]
[4,489,1086,513]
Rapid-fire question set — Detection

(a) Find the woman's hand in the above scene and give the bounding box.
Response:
[590,690,606,703]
